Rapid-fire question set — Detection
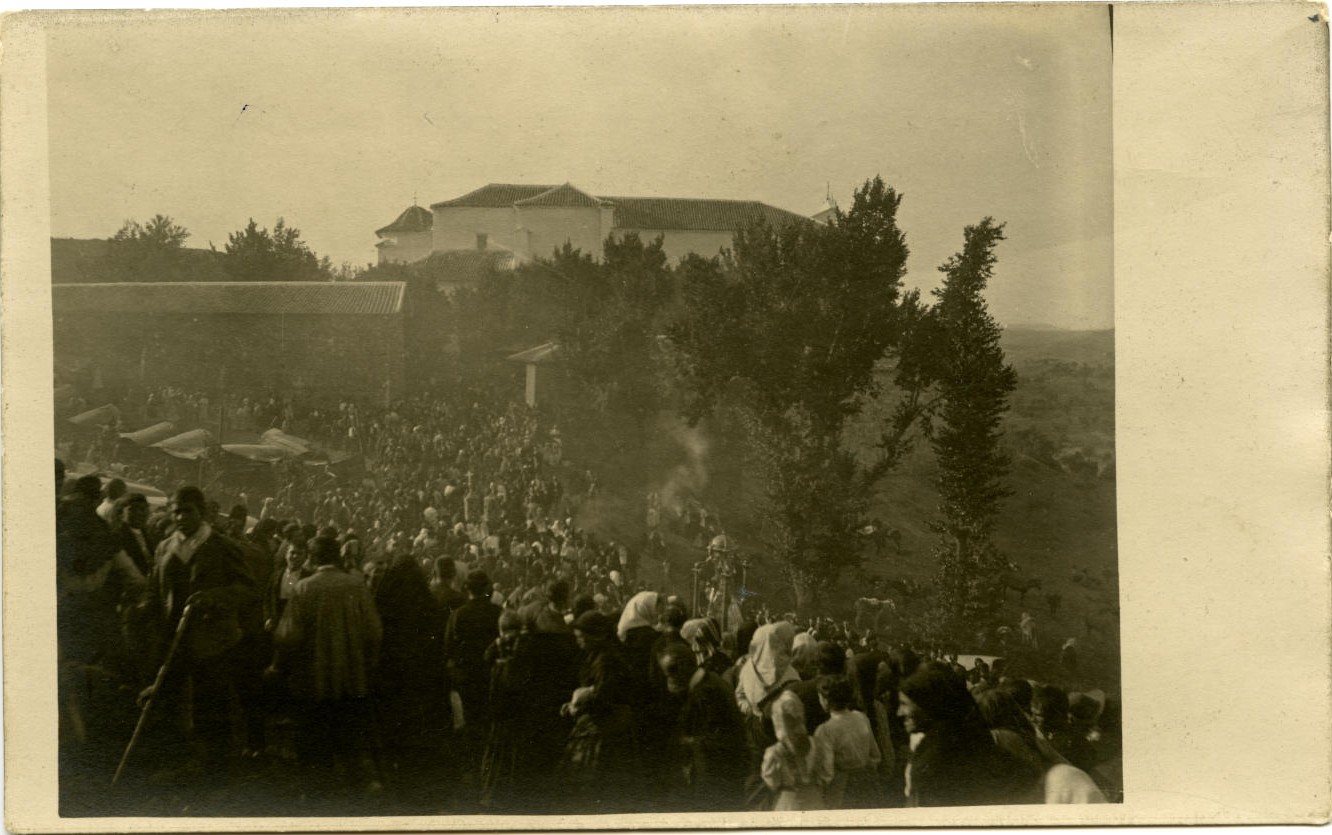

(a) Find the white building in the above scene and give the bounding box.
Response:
[375,182,812,265]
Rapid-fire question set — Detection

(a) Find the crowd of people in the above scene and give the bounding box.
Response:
[55,381,1121,816]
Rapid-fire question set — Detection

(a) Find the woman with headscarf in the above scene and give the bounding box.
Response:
[736,621,802,719]
[681,617,733,677]
[898,664,1033,807]
[975,688,1105,804]
[561,610,638,812]
[735,621,802,808]
[761,690,834,810]
[790,631,820,681]
[616,590,661,704]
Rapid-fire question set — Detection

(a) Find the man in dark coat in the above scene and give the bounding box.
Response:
[137,486,257,781]
[445,569,502,771]
[502,593,580,812]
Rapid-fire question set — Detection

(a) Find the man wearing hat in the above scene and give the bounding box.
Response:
[137,485,257,782]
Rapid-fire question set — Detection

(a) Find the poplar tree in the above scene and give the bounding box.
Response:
[924,218,1018,638]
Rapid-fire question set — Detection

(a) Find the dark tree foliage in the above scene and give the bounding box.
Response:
[921,218,1019,640]
[96,215,224,282]
[217,218,332,282]
[668,177,919,613]
[556,233,675,421]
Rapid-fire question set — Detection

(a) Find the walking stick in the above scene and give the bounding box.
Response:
[111,604,195,787]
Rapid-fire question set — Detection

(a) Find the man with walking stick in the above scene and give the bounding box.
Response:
[127,485,256,786]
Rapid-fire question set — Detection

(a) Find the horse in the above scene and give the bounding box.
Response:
[854,597,897,634]
[859,519,904,557]
[1003,573,1043,604]
[1071,566,1103,590]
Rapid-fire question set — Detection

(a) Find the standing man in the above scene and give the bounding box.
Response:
[444,569,501,774]
[138,485,256,783]
[270,536,383,798]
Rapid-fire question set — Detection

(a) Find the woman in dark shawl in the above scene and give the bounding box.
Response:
[657,642,748,811]
[560,610,639,813]
[374,549,452,811]
[897,663,1033,807]
[479,610,525,810]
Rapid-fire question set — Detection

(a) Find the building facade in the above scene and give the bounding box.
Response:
[374,182,813,265]
[374,205,434,265]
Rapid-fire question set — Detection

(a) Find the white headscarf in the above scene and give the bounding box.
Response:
[616,590,659,641]
[738,621,801,710]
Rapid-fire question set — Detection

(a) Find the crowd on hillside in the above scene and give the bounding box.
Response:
[55,380,1121,815]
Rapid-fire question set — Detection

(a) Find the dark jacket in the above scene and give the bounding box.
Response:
[445,597,502,687]
[142,525,256,662]
[675,670,749,810]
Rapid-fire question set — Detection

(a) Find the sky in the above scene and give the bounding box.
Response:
[46,5,1113,329]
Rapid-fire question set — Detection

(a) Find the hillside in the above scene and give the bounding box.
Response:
[556,326,1120,688]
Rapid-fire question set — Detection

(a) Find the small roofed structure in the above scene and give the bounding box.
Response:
[260,428,312,457]
[506,342,561,408]
[67,404,120,427]
[151,428,214,460]
[221,443,292,463]
[119,421,178,447]
[259,427,354,466]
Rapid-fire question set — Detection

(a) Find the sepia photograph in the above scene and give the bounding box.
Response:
[3,1,1327,830]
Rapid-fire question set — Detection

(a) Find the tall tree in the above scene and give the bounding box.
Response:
[218,218,332,282]
[922,218,1019,640]
[103,214,194,282]
[669,177,923,613]
[558,233,674,423]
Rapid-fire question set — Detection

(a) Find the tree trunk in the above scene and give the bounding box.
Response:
[792,578,815,619]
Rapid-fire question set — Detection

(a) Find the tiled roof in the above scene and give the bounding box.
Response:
[53,282,406,316]
[429,183,810,232]
[605,196,812,232]
[514,183,607,209]
[375,205,433,236]
[431,184,556,209]
[418,248,516,277]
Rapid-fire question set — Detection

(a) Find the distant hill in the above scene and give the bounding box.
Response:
[51,237,228,283]
[1002,326,1114,367]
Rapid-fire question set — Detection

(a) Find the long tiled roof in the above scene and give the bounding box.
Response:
[375,205,433,236]
[53,282,405,315]
[514,183,607,209]
[431,184,556,209]
[605,196,810,232]
[430,183,811,231]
